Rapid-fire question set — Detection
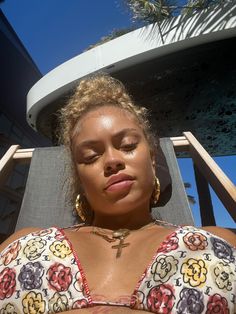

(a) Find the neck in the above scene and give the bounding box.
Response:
[92,211,154,230]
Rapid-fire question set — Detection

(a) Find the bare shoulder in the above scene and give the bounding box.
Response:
[201,226,236,247]
[0,227,41,252]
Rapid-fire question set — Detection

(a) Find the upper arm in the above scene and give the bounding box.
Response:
[0,227,41,252]
[201,226,236,247]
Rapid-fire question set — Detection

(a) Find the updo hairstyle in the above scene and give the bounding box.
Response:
[59,73,158,209]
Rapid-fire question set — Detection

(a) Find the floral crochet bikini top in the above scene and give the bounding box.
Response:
[0,224,235,314]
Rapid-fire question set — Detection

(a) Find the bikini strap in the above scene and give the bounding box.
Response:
[153,219,181,229]
[62,222,87,231]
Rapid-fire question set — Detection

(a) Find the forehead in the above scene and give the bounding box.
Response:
[73,106,142,138]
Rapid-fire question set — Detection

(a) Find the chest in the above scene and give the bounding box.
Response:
[65,228,174,298]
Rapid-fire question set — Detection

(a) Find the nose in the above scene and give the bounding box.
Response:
[104,149,125,175]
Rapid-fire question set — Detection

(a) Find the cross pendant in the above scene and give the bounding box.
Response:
[112,237,130,258]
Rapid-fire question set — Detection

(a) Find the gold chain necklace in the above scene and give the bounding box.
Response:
[91,221,155,258]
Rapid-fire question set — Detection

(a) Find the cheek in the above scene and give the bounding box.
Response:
[137,150,155,174]
[76,165,100,195]
[145,161,156,184]
[134,152,155,186]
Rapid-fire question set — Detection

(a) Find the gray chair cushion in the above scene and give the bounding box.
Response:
[152,138,194,225]
[16,139,194,230]
[16,147,77,230]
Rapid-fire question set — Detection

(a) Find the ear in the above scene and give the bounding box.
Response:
[150,150,156,172]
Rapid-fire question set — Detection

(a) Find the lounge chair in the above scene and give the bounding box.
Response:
[0,132,235,238]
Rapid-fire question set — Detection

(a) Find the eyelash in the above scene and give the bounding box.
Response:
[84,154,99,164]
[83,143,137,164]
[121,143,137,152]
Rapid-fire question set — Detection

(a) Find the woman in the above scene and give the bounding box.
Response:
[0,74,235,314]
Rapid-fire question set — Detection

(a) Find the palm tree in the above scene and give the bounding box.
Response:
[124,0,227,42]
[85,0,227,50]
[125,0,177,24]
[183,0,227,16]
[125,0,227,23]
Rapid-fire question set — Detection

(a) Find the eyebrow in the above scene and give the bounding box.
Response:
[76,128,140,149]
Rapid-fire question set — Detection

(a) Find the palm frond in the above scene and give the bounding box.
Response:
[182,0,226,16]
[125,0,178,23]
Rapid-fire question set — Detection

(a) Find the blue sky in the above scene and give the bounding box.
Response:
[1,0,235,228]
[1,0,134,74]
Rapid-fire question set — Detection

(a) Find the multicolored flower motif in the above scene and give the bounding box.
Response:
[157,232,179,254]
[206,293,229,314]
[18,262,44,290]
[47,263,72,292]
[0,268,16,300]
[151,255,178,283]
[183,232,208,251]
[49,240,72,259]
[213,262,235,291]
[0,226,235,313]
[181,258,207,287]
[176,288,204,314]
[146,284,175,314]
[22,292,46,314]
[1,241,21,266]
[23,237,46,261]
[48,292,69,313]
[0,303,19,314]
[210,237,235,263]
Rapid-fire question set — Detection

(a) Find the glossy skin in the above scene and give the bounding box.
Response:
[72,106,156,229]
[0,106,235,314]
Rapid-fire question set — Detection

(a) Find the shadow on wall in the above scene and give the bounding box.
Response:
[138,1,236,45]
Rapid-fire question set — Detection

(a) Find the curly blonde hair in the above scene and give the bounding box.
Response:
[59,73,158,217]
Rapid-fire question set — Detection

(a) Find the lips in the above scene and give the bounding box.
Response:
[104,173,135,191]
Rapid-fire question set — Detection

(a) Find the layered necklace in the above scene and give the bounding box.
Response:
[90,221,156,258]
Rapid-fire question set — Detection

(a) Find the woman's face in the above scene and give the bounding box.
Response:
[72,106,155,219]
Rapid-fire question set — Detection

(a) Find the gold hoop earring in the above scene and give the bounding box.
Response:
[75,194,86,222]
[151,176,160,206]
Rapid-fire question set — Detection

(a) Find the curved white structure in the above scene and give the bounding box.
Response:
[27,2,236,133]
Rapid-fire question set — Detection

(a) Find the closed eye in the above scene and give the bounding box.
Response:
[84,154,99,164]
[121,143,137,152]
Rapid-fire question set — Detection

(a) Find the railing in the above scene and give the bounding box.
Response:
[172,132,236,225]
[0,132,235,229]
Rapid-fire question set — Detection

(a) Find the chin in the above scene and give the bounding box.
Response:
[108,196,150,215]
